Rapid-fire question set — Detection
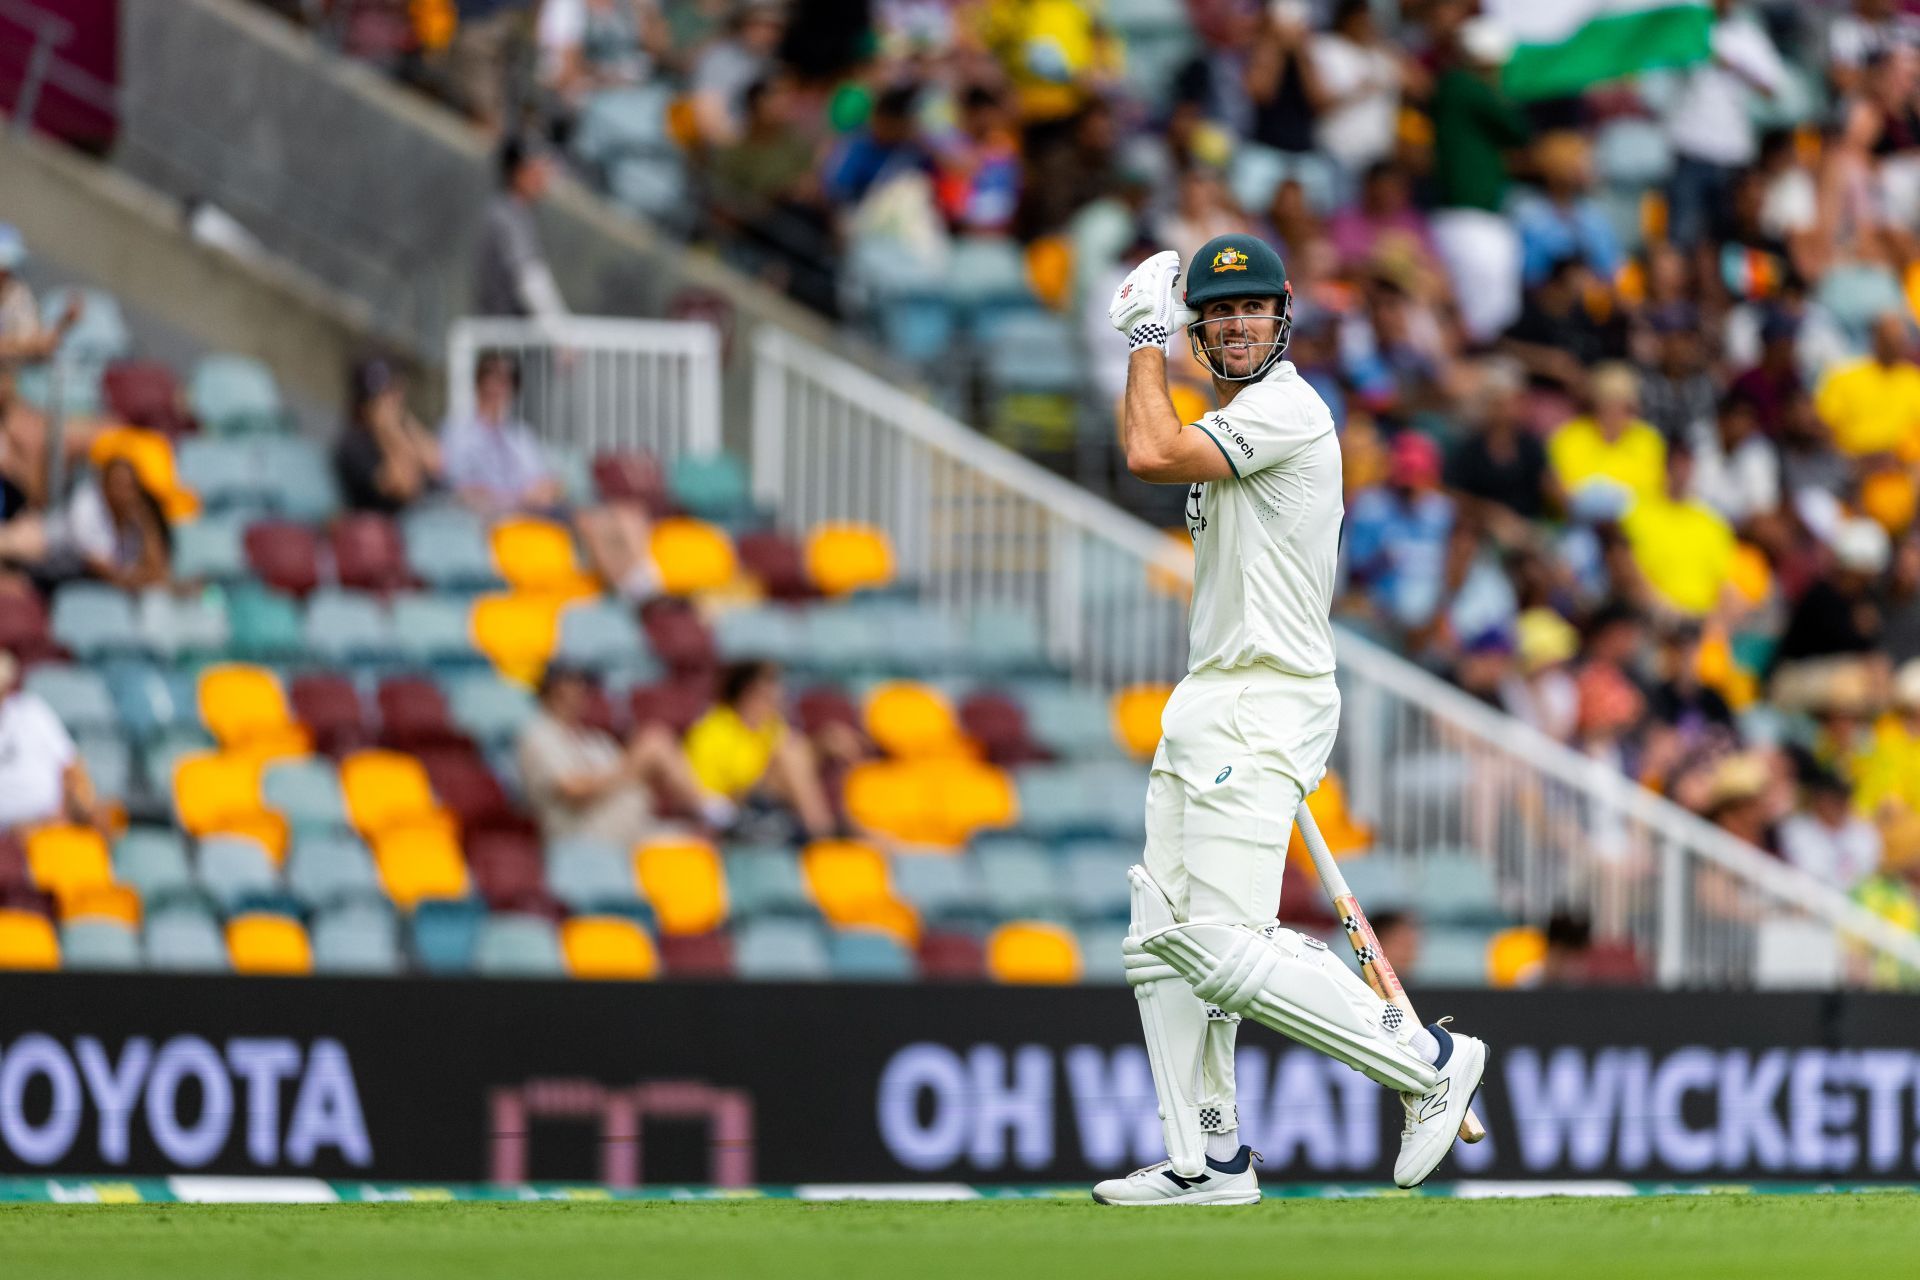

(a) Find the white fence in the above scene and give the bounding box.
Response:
[446,317,722,463]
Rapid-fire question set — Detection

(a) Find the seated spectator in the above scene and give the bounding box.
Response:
[1813,311,1920,460]
[1327,161,1440,277]
[0,457,171,590]
[0,647,104,832]
[932,84,1023,235]
[1344,432,1455,629]
[1637,307,1717,444]
[1502,256,1630,393]
[1729,310,1805,439]
[517,664,734,848]
[441,352,565,514]
[1540,909,1596,985]
[823,84,930,207]
[1773,517,1890,668]
[1444,358,1555,525]
[0,225,81,368]
[1510,133,1623,290]
[690,0,787,147]
[709,75,838,316]
[1547,364,1668,511]
[1854,657,1920,820]
[1690,389,1780,525]
[1622,443,1737,618]
[1647,620,1737,743]
[538,0,669,120]
[335,356,442,514]
[1779,766,1882,889]
[683,660,835,840]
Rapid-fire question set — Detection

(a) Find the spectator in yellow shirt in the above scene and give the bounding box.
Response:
[1856,659,1920,821]
[1548,362,1668,512]
[684,660,836,840]
[1813,311,1920,459]
[1622,443,1736,617]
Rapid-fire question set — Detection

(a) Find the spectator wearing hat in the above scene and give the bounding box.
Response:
[335,357,443,515]
[517,664,735,848]
[1813,311,1920,460]
[1702,750,1774,847]
[1505,608,1582,743]
[474,138,568,322]
[1548,363,1669,511]
[0,648,104,833]
[440,352,564,515]
[1622,443,1738,618]
[1780,765,1882,889]
[1344,432,1455,629]
[0,225,81,369]
[1664,0,1790,249]
[0,456,172,591]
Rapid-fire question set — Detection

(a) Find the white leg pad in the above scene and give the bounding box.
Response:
[1139,919,1441,1096]
[1123,866,1210,1177]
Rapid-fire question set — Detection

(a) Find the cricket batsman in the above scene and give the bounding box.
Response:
[1091,236,1488,1205]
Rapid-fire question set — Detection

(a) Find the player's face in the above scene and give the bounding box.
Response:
[1198,297,1281,379]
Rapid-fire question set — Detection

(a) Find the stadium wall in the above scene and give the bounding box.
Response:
[1,977,1917,1186]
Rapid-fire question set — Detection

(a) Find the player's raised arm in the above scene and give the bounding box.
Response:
[1109,251,1236,485]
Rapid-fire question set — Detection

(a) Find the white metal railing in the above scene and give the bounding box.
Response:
[753,326,1194,687]
[447,316,721,462]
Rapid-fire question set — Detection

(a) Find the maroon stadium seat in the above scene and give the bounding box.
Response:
[289,673,372,756]
[244,520,321,598]
[795,686,861,738]
[592,451,669,514]
[958,690,1046,766]
[103,361,194,437]
[0,884,55,919]
[629,679,713,736]
[918,930,986,980]
[0,585,56,662]
[331,513,412,593]
[419,748,518,831]
[640,599,716,672]
[736,532,811,601]
[0,833,28,893]
[659,930,735,978]
[466,830,547,909]
[377,677,470,751]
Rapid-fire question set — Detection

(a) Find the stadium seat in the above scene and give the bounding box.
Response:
[0,908,60,969]
[548,837,647,916]
[827,928,915,981]
[648,517,737,595]
[303,589,396,664]
[174,510,251,581]
[957,691,1044,765]
[103,360,192,437]
[1013,762,1141,838]
[657,929,735,978]
[245,520,321,597]
[801,839,917,942]
[723,846,813,920]
[24,824,115,909]
[76,733,131,806]
[561,915,659,979]
[263,758,351,834]
[1419,926,1497,986]
[441,672,537,748]
[372,824,470,909]
[804,523,894,595]
[1059,839,1134,922]
[975,838,1064,920]
[137,586,230,660]
[490,517,598,597]
[197,665,309,758]
[104,661,195,743]
[964,605,1047,672]
[197,835,282,911]
[178,438,265,511]
[890,852,988,927]
[144,906,228,972]
[593,450,669,510]
[986,921,1082,984]
[50,584,141,660]
[795,685,861,737]
[667,453,752,522]
[1415,851,1504,925]
[0,833,27,893]
[188,355,286,436]
[331,513,412,592]
[629,679,713,735]
[289,673,372,755]
[474,913,566,977]
[60,882,141,928]
[24,665,116,737]
[113,828,194,902]
[88,426,196,520]
[410,898,484,974]
[1488,925,1547,988]
[843,758,1017,847]
[1110,684,1171,758]
[257,437,339,520]
[468,830,547,909]
[470,592,564,685]
[711,603,805,665]
[390,593,480,666]
[61,918,140,970]
[864,682,971,759]
[227,913,314,975]
[640,598,717,672]
[0,587,54,662]
[340,749,449,838]
[404,507,501,589]
[733,916,830,980]
[635,838,728,935]
[171,751,285,853]
[224,585,306,662]
[556,598,646,668]
[287,834,384,910]
[918,929,987,980]
[736,531,810,600]
[1075,921,1129,984]
[420,747,521,832]
[312,903,403,974]
[1018,684,1122,760]
[377,678,469,751]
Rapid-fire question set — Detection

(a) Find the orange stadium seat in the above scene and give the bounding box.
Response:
[843,759,1016,848]
[60,883,142,929]
[561,915,660,980]
[470,592,565,685]
[24,824,115,908]
[171,750,289,859]
[986,921,1082,984]
[197,665,310,759]
[339,749,450,839]
[1110,683,1172,758]
[805,523,894,596]
[863,682,971,759]
[634,838,728,935]
[490,517,600,598]
[0,909,59,970]
[371,824,470,909]
[802,839,919,944]
[649,517,738,596]
[226,913,314,975]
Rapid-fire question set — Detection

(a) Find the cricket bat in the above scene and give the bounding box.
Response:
[1296,802,1487,1144]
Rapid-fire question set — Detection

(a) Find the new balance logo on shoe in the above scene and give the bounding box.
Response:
[1416,1079,1451,1122]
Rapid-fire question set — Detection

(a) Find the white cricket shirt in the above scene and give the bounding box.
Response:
[1184,360,1342,678]
[0,690,77,829]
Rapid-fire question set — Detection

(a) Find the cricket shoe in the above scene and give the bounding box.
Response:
[1091,1147,1261,1206]
[1393,1021,1488,1188]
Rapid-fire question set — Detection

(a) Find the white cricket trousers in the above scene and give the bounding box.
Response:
[1143,665,1341,928]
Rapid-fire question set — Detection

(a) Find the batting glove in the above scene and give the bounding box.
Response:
[1108,249,1183,352]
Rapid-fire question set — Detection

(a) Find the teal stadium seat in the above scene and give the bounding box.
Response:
[264,760,352,835]
[287,834,384,910]
[1336,854,1418,915]
[189,355,287,436]
[890,852,987,927]
[1418,926,1495,986]
[827,928,914,981]
[474,913,566,977]
[1017,682,1119,759]
[224,585,305,661]
[733,916,830,979]
[77,733,131,804]
[1015,762,1145,839]
[177,439,267,511]
[144,905,229,972]
[50,584,141,660]
[61,919,140,970]
[881,605,968,674]
[105,661,197,742]
[138,586,229,659]
[974,837,1064,920]
[303,589,396,664]
[173,510,253,581]
[311,903,403,974]
[668,454,753,523]
[1059,839,1134,922]
[1075,921,1129,985]
[24,664,118,735]
[411,898,484,974]
[723,846,814,920]
[113,828,195,901]
[1414,851,1505,926]
[444,672,537,747]
[390,594,479,666]
[196,836,281,913]
[404,507,501,590]
[548,837,646,916]
[556,599,645,668]
[965,605,1048,673]
[257,437,339,520]
[41,287,130,364]
[713,604,805,664]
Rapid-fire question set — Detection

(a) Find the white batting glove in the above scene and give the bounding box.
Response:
[1108,249,1183,352]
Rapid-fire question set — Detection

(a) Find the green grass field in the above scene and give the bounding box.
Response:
[4,1195,1919,1280]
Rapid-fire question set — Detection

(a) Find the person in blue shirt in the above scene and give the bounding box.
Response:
[1345,430,1456,628]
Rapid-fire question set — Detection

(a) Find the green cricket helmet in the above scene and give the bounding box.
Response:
[1183,234,1293,382]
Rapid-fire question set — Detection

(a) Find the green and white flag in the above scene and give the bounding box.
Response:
[1484,0,1714,101]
